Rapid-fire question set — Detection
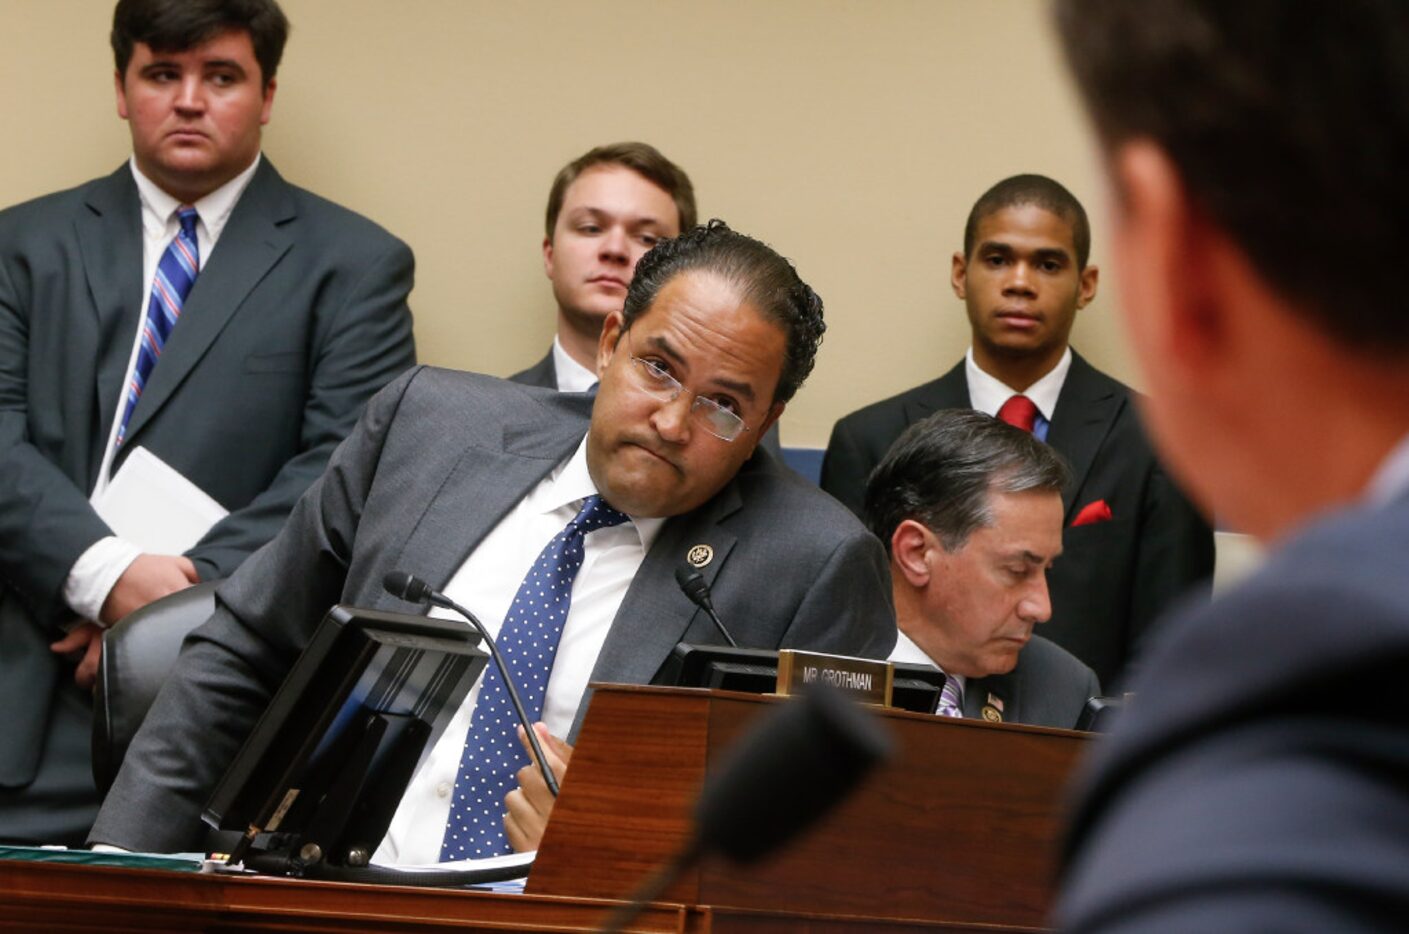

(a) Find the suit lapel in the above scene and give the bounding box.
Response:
[376,399,591,610]
[76,166,146,447]
[122,160,295,446]
[902,359,969,427]
[963,673,1015,723]
[1044,352,1124,520]
[585,477,743,692]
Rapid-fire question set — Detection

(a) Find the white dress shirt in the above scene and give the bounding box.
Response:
[889,630,967,712]
[62,155,262,623]
[372,436,663,865]
[551,335,599,393]
[964,346,1072,423]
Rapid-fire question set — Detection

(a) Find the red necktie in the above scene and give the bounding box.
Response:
[997,394,1039,434]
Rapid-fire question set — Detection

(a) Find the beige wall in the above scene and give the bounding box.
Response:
[0,0,1136,448]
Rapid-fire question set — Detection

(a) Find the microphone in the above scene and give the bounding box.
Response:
[382,570,559,798]
[674,566,738,647]
[383,570,433,604]
[600,683,894,931]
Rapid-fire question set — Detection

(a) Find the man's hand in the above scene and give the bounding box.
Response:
[504,722,573,852]
[49,621,105,690]
[98,553,199,625]
[50,554,199,690]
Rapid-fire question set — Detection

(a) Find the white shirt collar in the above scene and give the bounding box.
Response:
[964,346,1072,422]
[535,435,665,550]
[1366,432,1409,505]
[552,335,600,393]
[129,152,262,246]
[888,629,967,695]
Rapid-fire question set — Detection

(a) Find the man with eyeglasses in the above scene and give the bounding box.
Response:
[91,220,897,860]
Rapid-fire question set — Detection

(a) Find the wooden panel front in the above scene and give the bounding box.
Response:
[0,858,682,933]
[530,685,1091,928]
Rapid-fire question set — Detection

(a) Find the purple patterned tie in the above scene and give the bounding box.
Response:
[116,205,200,447]
[936,674,965,718]
[439,494,629,860]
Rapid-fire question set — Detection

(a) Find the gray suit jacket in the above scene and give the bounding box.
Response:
[961,635,1100,730]
[821,353,1213,688]
[0,161,415,838]
[90,368,897,852]
[1057,492,1409,931]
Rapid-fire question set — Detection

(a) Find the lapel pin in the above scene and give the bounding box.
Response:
[987,692,1005,713]
[981,705,1004,723]
[686,544,714,568]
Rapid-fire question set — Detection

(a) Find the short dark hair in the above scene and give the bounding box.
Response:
[864,409,1071,554]
[112,0,289,86]
[964,174,1092,269]
[619,220,825,405]
[1055,0,1409,352]
[544,142,697,239]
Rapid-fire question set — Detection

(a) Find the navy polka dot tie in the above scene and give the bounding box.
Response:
[438,494,629,860]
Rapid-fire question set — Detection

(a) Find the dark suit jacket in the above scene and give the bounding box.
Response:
[0,161,415,838]
[508,349,558,389]
[89,368,897,852]
[511,345,787,457]
[1057,492,1409,932]
[960,635,1100,730]
[821,353,1214,687]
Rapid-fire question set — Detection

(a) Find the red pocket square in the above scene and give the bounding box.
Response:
[1071,499,1113,527]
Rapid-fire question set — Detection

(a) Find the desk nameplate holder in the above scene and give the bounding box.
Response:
[775,650,893,707]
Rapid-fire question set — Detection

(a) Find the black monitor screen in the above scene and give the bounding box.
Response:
[203,605,488,865]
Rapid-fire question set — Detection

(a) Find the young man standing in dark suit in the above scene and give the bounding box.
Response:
[513,142,784,454]
[510,142,695,393]
[867,409,1099,731]
[821,176,1212,687]
[1053,2,1409,928]
[0,0,415,845]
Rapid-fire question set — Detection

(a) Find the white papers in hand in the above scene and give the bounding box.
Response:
[93,446,228,553]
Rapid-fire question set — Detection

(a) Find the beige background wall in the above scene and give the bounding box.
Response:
[0,0,1134,448]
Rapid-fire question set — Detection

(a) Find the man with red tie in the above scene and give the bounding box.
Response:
[821,175,1213,687]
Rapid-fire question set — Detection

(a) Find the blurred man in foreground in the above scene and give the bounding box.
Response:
[1054,1,1409,928]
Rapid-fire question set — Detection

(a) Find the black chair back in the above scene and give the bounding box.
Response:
[91,581,220,793]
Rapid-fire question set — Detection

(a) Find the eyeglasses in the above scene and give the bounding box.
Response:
[622,332,752,442]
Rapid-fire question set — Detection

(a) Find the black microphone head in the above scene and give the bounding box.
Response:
[674,565,712,609]
[382,571,431,604]
[691,683,894,864]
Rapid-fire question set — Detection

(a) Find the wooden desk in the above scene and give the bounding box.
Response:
[2,685,1087,932]
[0,859,1035,932]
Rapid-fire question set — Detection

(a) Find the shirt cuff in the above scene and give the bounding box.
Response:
[64,537,143,624]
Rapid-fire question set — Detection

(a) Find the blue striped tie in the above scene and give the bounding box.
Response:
[116,205,200,447]
[439,494,629,860]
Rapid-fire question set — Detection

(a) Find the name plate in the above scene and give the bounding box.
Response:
[776,650,893,706]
